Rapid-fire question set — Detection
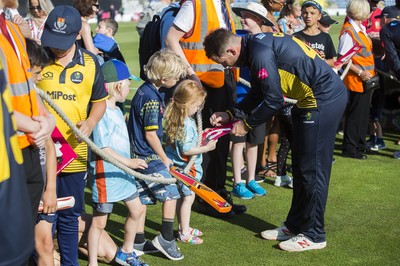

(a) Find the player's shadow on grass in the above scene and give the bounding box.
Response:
[190,200,277,236]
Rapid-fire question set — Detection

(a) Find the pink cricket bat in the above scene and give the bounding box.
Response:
[202,121,237,146]
[51,127,77,174]
[334,43,361,67]
[38,196,75,213]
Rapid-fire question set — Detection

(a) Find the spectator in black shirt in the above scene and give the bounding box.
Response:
[294,1,337,67]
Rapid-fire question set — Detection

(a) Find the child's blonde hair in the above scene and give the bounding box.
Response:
[104,79,129,99]
[164,80,206,144]
[144,49,188,83]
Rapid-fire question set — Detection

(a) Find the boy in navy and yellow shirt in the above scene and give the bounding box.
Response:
[38,6,108,265]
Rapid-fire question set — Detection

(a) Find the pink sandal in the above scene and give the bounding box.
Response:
[189,227,203,237]
[178,232,203,244]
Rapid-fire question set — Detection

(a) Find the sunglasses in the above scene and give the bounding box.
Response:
[93,3,99,8]
[29,5,42,11]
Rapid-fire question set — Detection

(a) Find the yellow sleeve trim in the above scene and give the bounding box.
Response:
[243,119,252,130]
[145,125,159,131]
[226,110,233,121]
[90,95,109,103]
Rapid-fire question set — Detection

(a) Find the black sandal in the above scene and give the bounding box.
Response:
[257,161,277,178]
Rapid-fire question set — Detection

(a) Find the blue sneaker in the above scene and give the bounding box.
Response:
[232,183,254,199]
[246,180,267,196]
[133,239,159,256]
[115,247,148,266]
[370,141,386,151]
[152,234,184,261]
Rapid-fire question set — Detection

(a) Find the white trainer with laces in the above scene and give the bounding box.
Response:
[274,175,293,188]
[261,223,295,241]
[279,234,327,252]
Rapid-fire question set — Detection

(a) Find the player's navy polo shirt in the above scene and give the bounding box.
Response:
[235,33,347,128]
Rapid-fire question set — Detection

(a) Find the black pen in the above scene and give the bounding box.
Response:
[209,108,215,127]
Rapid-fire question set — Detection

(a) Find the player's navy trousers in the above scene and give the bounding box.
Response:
[285,91,347,243]
[56,171,86,266]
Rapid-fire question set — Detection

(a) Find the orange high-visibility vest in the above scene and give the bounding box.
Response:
[340,21,375,93]
[180,0,236,88]
[0,21,38,149]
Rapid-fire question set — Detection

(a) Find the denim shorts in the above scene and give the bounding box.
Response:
[136,169,181,205]
[177,180,194,197]
[92,191,139,214]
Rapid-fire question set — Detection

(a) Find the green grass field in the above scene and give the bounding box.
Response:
[80,19,400,265]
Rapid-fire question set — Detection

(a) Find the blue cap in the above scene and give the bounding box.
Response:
[93,34,116,52]
[41,5,82,50]
[101,59,140,83]
[302,0,322,13]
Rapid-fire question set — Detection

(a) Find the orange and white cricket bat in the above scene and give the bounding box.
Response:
[170,166,232,213]
[38,196,75,213]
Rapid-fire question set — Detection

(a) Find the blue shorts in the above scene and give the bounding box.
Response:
[136,169,180,205]
[92,191,139,214]
[36,213,57,224]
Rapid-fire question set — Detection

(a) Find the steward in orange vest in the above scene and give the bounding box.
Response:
[340,20,376,93]
[0,20,39,148]
[180,0,236,88]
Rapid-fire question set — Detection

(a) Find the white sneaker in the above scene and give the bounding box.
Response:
[274,175,293,188]
[261,223,295,241]
[279,234,327,252]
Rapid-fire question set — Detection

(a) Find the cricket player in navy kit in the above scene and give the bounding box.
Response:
[380,8,400,79]
[204,28,348,252]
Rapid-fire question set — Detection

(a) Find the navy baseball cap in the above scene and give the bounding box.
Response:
[302,0,322,13]
[101,59,140,83]
[319,11,338,25]
[375,6,400,19]
[41,5,82,50]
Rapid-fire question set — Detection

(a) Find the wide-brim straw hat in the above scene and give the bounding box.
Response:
[231,2,274,27]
